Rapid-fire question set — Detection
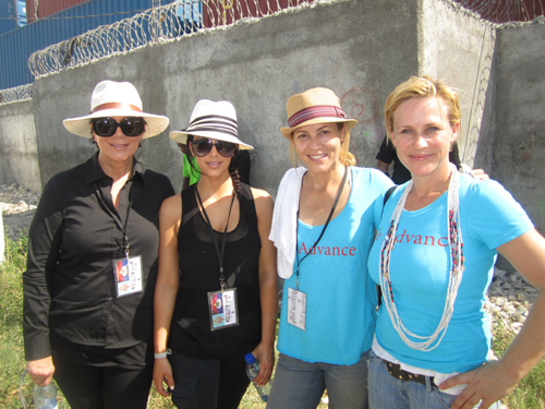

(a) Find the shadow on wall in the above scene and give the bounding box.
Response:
[471,38,497,174]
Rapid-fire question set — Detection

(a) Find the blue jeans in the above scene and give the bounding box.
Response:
[168,351,250,409]
[368,350,503,409]
[266,351,369,409]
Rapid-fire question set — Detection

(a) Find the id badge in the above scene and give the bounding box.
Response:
[113,255,143,298]
[207,288,239,331]
[287,287,306,330]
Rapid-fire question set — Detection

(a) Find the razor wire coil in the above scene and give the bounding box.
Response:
[4,0,544,104]
[0,84,33,105]
[454,0,545,23]
[28,0,311,79]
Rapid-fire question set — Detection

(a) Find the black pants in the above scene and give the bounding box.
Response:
[169,351,251,409]
[52,354,153,409]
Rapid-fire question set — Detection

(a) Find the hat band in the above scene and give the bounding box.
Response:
[186,126,238,138]
[288,105,347,128]
[91,102,143,114]
[186,114,238,137]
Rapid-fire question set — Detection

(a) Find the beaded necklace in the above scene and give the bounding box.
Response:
[379,164,464,351]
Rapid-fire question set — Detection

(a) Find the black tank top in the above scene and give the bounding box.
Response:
[169,183,263,359]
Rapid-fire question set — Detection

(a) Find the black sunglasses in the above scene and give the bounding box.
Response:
[190,138,237,158]
[92,117,146,137]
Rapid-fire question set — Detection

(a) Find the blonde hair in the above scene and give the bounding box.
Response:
[289,123,356,167]
[384,76,461,141]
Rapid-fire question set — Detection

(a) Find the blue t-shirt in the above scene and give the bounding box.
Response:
[277,167,393,365]
[368,175,533,373]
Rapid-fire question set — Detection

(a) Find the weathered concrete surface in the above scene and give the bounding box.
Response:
[0,98,41,192]
[29,0,423,195]
[420,0,496,168]
[492,21,545,232]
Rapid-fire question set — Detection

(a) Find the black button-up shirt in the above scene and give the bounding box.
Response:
[23,153,174,361]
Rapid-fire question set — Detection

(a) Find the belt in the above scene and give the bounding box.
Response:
[383,359,432,387]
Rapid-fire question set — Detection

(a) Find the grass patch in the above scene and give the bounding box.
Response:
[1,236,540,408]
[492,320,545,409]
[0,236,32,408]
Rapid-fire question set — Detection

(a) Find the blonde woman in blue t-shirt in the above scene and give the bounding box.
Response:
[367,76,545,409]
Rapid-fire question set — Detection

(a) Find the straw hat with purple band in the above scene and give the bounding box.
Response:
[63,80,169,139]
[169,99,253,150]
[280,87,358,139]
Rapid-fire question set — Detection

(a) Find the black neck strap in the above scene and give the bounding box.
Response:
[294,166,348,289]
[195,186,236,289]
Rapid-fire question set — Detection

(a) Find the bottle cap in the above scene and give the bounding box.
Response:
[244,353,256,364]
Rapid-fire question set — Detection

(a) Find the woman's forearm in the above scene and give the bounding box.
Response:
[153,283,178,353]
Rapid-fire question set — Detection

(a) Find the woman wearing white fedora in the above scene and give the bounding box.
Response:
[153,99,278,409]
[266,87,394,409]
[23,80,174,409]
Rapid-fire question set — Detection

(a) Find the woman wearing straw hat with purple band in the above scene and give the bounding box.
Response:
[266,88,393,409]
[23,80,174,409]
[153,99,278,409]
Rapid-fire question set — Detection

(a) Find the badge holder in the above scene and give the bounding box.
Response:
[196,187,240,332]
[288,166,349,331]
[113,254,143,298]
[207,287,239,331]
[287,286,306,330]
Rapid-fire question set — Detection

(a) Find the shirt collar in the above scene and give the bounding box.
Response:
[85,152,146,185]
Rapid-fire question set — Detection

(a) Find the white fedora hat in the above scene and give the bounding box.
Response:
[63,80,169,139]
[169,99,253,150]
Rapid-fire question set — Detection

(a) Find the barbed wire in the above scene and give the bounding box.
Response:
[0,84,32,105]
[28,0,310,79]
[8,0,545,101]
[454,0,544,23]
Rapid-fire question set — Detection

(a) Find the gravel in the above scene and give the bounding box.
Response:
[0,183,534,335]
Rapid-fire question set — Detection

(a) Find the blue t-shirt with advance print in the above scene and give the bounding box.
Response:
[277,167,392,365]
[368,175,533,373]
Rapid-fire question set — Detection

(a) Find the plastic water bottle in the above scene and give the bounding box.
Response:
[244,353,271,402]
[33,383,58,409]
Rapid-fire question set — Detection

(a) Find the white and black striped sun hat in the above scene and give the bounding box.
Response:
[169,99,253,150]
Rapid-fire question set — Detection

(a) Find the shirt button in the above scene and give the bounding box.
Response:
[108,297,113,301]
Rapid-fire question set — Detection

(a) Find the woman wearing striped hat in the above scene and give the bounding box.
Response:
[153,99,278,409]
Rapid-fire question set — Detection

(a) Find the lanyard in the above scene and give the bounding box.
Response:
[195,186,236,290]
[294,166,348,290]
[94,181,133,259]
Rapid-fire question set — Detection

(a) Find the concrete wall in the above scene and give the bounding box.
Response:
[31,0,425,195]
[0,0,544,238]
[492,21,545,232]
[0,98,41,191]
[420,0,496,167]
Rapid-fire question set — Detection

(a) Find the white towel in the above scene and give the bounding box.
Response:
[269,167,307,279]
